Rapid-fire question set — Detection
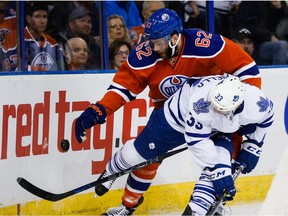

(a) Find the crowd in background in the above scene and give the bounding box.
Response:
[1,0,288,72]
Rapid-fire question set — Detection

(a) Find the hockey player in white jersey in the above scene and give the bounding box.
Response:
[101,74,274,215]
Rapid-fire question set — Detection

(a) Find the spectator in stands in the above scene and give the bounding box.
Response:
[232,27,288,65]
[25,2,65,71]
[0,2,65,71]
[176,1,240,38]
[108,14,131,47]
[0,2,16,48]
[233,1,288,38]
[46,2,100,45]
[231,1,288,65]
[130,1,165,47]
[109,39,131,70]
[64,37,88,70]
[168,1,199,28]
[66,7,100,69]
[0,29,17,71]
[232,1,266,28]
[263,1,288,41]
[105,1,142,29]
[232,28,256,60]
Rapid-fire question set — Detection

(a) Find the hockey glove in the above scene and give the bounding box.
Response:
[235,141,262,174]
[207,164,236,200]
[75,103,106,143]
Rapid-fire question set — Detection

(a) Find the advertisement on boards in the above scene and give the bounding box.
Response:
[0,69,287,207]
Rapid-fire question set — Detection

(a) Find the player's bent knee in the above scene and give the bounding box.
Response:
[122,139,146,166]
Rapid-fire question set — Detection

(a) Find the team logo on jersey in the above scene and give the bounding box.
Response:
[0,28,11,47]
[159,75,189,98]
[256,96,270,112]
[31,52,55,70]
[193,98,211,115]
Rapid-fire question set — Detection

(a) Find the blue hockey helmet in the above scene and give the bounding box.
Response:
[145,8,183,40]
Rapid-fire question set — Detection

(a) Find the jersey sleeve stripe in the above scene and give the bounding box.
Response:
[261,114,274,124]
[187,140,208,146]
[106,89,132,103]
[258,121,274,128]
[237,68,261,77]
[177,86,185,122]
[107,83,137,102]
[257,114,274,128]
[109,82,138,98]
[232,62,261,81]
[127,57,162,70]
[167,99,184,126]
[233,61,257,76]
[238,73,261,82]
[186,132,210,139]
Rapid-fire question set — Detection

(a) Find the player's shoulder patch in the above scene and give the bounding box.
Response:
[193,97,211,115]
[256,96,272,113]
[182,28,225,57]
[243,85,274,118]
[127,41,162,70]
[189,86,213,120]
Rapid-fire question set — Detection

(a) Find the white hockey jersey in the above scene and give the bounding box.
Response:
[164,75,274,168]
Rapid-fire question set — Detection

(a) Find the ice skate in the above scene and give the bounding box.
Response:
[102,196,144,216]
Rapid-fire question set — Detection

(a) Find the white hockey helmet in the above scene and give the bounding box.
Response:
[209,76,246,114]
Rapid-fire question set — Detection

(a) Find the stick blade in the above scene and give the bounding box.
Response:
[17,177,60,202]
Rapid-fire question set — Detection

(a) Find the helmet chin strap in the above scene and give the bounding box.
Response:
[168,33,181,57]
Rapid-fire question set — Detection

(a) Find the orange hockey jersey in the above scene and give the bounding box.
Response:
[100,28,261,115]
[0,15,16,48]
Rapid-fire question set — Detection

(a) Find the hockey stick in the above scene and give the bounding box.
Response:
[17,146,188,202]
[206,165,245,215]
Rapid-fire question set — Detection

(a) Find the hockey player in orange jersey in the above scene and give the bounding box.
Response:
[75,8,261,215]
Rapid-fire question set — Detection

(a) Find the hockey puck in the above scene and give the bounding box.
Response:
[60,139,70,151]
